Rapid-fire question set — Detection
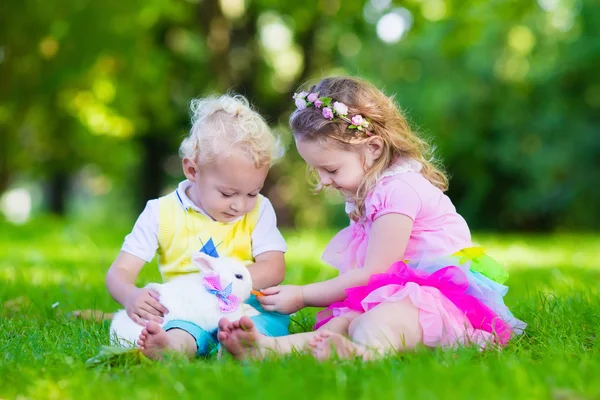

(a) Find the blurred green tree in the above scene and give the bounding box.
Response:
[0,0,598,230]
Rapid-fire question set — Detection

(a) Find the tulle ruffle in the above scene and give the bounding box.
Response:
[315,261,519,346]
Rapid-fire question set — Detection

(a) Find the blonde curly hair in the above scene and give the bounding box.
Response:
[290,76,448,221]
[180,94,284,166]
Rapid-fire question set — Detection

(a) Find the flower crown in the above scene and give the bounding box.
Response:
[293,92,372,136]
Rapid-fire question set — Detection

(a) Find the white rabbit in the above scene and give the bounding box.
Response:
[109,251,259,347]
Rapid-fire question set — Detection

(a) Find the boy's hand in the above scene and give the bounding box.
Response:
[257,285,305,314]
[125,288,169,326]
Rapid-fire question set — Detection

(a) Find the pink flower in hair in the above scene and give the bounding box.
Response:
[351,115,363,126]
[314,99,323,108]
[307,92,319,103]
[322,107,334,120]
[295,97,307,110]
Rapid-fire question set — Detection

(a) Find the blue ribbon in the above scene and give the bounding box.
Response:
[205,282,233,305]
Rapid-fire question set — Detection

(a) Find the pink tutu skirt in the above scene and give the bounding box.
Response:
[315,261,515,348]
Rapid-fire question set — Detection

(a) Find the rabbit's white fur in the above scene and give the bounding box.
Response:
[109,252,259,347]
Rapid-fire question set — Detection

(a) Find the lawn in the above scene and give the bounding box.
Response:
[1,218,599,399]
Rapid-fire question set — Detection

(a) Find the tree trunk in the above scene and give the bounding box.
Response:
[45,171,69,215]
[137,134,169,212]
[0,127,11,197]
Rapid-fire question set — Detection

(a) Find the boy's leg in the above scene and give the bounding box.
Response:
[139,295,290,360]
[139,320,217,360]
[138,321,198,360]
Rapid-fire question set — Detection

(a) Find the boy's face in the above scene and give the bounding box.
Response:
[183,151,269,223]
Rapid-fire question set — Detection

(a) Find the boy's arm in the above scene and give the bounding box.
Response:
[106,251,168,324]
[247,251,285,290]
[106,199,166,324]
[106,251,146,306]
[248,197,286,289]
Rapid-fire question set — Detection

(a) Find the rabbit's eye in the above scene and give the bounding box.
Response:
[235,274,243,280]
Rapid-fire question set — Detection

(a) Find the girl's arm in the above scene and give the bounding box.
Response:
[302,213,413,306]
[259,214,413,313]
[106,251,168,325]
[247,251,286,289]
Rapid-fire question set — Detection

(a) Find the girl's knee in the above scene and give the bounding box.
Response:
[348,301,423,350]
[317,312,360,334]
[348,313,383,345]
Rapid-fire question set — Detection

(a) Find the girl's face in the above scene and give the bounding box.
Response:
[295,137,382,201]
[183,151,269,223]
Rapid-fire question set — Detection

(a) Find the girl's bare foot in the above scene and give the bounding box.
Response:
[311,331,365,360]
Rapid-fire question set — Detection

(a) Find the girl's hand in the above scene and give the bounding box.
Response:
[257,285,305,314]
[125,288,169,326]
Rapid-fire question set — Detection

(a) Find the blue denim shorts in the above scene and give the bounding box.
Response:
[162,295,290,356]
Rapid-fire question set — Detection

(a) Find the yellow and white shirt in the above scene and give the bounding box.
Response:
[121,180,286,282]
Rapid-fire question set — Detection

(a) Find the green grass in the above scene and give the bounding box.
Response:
[1,218,599,399]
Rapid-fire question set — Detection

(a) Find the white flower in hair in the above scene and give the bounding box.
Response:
[295,97,307,110]
[292,92,373,136]
[333,101,349,116]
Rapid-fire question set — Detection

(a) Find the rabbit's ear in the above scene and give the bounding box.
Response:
[191,252,216,274]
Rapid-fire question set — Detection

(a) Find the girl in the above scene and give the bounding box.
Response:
[106,94,289,360]
[217,77,526,360]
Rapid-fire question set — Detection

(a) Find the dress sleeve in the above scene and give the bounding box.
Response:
[366,176,423,222]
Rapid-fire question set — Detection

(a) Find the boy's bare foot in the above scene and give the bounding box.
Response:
[216,318,236,360]
[138,321,197,360]
[218,316,266,360]
[138,322,197,360]
[217,317,235,335]
[138,321,171,360]
[311,331,365,360]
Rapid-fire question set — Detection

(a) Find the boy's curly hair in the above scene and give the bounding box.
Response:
[180,94,284,167]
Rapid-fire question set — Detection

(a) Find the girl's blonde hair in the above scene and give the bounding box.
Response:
[180,94,284,166]
[290,76,448,220]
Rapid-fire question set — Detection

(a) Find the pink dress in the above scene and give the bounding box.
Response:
[315,160,525,349]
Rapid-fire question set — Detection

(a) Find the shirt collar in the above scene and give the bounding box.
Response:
[174,179,243,223]
[175,180,209,215]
